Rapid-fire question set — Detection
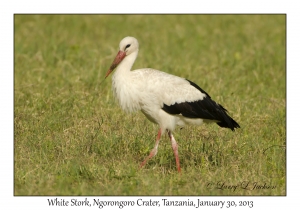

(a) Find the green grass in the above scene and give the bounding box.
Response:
[14,14,286,195]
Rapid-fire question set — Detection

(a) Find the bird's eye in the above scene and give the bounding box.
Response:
[125,44,131,50]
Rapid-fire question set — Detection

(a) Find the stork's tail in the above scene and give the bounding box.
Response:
[216,113,240,131]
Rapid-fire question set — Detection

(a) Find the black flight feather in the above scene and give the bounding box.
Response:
[162,79,240,131]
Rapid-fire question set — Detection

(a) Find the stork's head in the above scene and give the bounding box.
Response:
[105,36,139,78]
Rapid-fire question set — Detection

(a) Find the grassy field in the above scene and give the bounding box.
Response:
[14,15,286,195]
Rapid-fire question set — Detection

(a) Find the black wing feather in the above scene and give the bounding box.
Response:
[162,79,240,131]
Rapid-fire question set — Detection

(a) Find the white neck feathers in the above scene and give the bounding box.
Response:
[111,50,141,112]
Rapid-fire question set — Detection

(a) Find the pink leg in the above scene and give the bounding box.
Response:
[168,130,181,172]
[140,128,162,168]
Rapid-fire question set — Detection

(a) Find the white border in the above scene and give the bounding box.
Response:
[2,1,298,209]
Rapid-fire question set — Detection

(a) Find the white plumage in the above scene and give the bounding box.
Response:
[105,36,239,172]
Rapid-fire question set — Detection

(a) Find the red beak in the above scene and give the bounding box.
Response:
[105,51,126,78]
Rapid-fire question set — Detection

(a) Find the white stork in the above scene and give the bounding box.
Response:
[105,36,240,172]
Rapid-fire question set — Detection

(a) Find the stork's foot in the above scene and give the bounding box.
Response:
[140,148,157,168]
[168,130,181,173]
[139,128,162,169]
